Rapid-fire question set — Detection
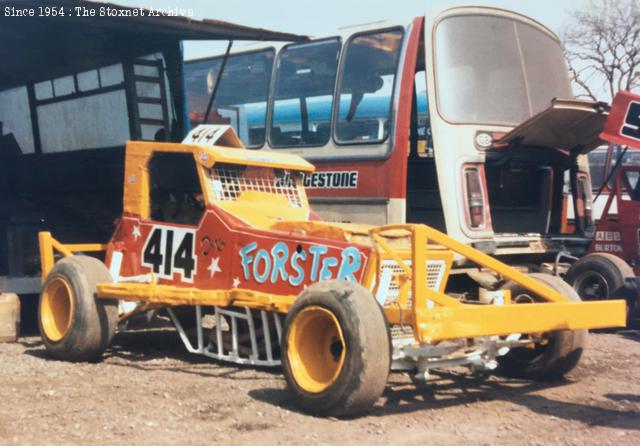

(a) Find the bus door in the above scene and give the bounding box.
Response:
[297,25,409,226]
[406,30,446,232]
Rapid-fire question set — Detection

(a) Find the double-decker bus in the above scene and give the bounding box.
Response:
[185,5,607,283]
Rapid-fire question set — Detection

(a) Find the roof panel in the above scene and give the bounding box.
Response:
[0,0,306,89]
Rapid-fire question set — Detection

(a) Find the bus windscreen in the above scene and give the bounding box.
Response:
[185,49,275,148]
[434,15,572,126]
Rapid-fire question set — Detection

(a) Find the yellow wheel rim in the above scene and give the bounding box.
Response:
[41,277,74,342]
[287,306,346,394]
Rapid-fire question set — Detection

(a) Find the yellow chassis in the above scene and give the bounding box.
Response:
[39,224,626,345]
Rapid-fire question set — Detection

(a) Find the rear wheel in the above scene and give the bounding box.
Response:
[498,273,587,380]
[566,253,636,322]
[282,280,390,417]
[39,256,118,362]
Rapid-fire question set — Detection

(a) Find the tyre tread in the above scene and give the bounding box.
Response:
[282,280,390,417]
[39,256,118,362]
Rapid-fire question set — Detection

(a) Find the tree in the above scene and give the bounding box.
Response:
[562,0,639,102]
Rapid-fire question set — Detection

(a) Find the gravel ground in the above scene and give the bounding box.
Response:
[1,327,639,446]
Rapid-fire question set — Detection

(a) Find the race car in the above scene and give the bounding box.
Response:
[37,125,625,416]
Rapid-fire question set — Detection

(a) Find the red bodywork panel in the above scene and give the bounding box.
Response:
[106,208,372,295]
[601,90,640,150]
[595,91,640,274]
[590,166,640,275]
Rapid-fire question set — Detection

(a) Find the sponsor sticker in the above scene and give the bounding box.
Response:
[302,171,358,189]
[239,242,362,286]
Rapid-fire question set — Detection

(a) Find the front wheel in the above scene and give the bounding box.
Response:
[39,256,118,362]
[282,280,390,417]
[498,273,587,380]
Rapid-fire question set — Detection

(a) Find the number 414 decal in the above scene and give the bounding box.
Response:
[142,226,197,282]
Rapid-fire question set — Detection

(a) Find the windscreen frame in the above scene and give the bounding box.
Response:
[332,26,406,147]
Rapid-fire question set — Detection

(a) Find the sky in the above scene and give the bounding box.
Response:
[113,0,594,60]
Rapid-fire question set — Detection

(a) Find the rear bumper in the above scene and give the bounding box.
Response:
[495,235,590,254]
[466,235,591,260]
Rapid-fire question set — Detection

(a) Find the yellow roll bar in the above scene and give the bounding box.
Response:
[368,224,626,342]
[38,232,107,282]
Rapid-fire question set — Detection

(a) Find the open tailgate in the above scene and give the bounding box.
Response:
[496,98,610,155]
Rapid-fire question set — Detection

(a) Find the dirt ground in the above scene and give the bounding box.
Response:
[1,326,639,446]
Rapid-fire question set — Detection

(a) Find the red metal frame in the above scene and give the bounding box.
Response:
[589,166,640,274]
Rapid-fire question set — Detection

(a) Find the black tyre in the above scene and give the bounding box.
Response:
[282,280,390,417]
[566,253,636,322]
[498,273,587,380]
[39,256,118,362]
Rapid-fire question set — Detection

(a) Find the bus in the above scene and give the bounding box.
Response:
[184,5,607,284]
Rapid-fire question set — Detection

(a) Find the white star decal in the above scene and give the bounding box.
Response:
[132,225,141,241]
[208,257,222,278]
[232,277,241,288]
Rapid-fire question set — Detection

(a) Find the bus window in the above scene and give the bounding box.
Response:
[587,146,609,191]
[270,39,340,148]
[607,146,640,189]
[622,170,640,200]
[185,49,275,148]
[435,15,571,125]
[335,29,403,144]
[414,70,431,157]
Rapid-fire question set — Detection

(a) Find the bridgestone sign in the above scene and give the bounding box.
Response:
[302,171,358,189]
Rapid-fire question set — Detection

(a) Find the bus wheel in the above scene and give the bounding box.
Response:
[498,273,587,380]
[282,280,390,417]
[39,256,118,362]
[566,253,636,322]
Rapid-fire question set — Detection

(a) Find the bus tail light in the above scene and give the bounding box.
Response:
[463,165,488,230]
